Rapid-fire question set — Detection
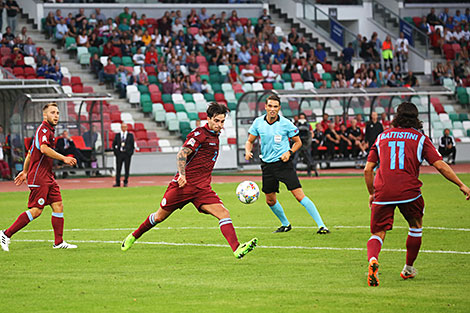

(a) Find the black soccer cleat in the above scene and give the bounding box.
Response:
[273,224,292,233]
[316,227,330,234]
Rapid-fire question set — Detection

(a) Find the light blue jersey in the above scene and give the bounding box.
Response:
[248,114,299,163]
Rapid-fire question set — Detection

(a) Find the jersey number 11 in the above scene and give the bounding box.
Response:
[388,141,405,170]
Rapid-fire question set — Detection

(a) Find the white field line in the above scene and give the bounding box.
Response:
[12,239,470,255]
[20,225,470,233]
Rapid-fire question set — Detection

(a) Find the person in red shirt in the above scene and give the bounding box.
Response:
[1,103,78,252]
[145,46,158,66]
[121,102,258,259]
[364,101,470,287]
[320,113,330,131]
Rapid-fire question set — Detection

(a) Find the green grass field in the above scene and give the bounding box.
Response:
[1,174,469,312]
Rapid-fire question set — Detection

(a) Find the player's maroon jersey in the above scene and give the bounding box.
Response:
[27,121,56,186]
[367,127,442,204]
[173,124,219,187]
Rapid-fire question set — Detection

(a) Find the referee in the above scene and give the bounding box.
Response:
[245,94,329,234]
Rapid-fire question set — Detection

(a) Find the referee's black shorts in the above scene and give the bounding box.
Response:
[261,160,302,194]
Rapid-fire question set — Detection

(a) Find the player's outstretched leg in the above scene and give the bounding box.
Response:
[122,208,171,251]
[266,194,291,232]
[1,210,36,251]
[401,227,422,280]
[234,238,258,259]
[367,235,383,286]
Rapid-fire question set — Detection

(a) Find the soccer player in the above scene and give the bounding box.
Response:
[364,101,470,286]
[245,94,329,234]
[121,102,258,258]
[1,103,78,251]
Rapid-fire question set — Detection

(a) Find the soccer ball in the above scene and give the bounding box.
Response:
[236,181,260,204]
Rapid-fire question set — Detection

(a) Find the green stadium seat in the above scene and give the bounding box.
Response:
[449,113,459,121]
[174,102,186,112]
[148,75,158,85]
[183,93,194,103]
[137,85,149,95]
[88,46,100,57]
[273,82,284,90]
[111,56,122,66]
[187,112,199,120]
[122,56,134,67]
[65,37,77,51]
[281,73,292,82]
[204,93,215,102]
[209,65,219,74]
[459,113,469,121]
[212,83,222,93]
[162,94,173,104]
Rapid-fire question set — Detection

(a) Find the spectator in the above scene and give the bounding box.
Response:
[337,124,352,158]
[119,7,131,25]
[320,113,330,131]
[5,0,19,34]
[403,71,419,87]
[56,130,90,170]
[347,119,367,157]
[116,65,132,98]
[262,64,278,83]
[454,9,465,25]
[3,25,14,42]
[364,111,384,150]
[418,16,432,35]
[98,58,116,86]
[382,35,393,69]
[279,36,293,52]
[23,37,36,57]
[396,40,409,72]
[135,66,149,86]
[90,53,103,78]
[145,46,159,66]
[44,11,57,40]
[381,112,391,130]
[288,27,300,46]
[95,8,106,22]
[36,48,48,65]
[0,141,11,180]
[240,65,255,83]
[439,7,450,25]
[341,42,355,64]
[438,128,456,164]
[324,122,340,159]
[201,79,212,94]
[427,8,440,26]
[11,47,23,66]
[77,28,89,47]
[0,1,3,33]
[312,123,324,160]
[350,72,363,88]
[55,19,68,48]
[132,47,145,66]
[260,8,271,22]
[238,45,251,65]
[314,43,327,63]
[157,64,170,84]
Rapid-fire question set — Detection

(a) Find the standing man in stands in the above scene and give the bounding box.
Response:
[1,103,78,251]
[438,128,456,165]
[113,123,134,187]
[365,111,384,151]
[5,0,19,34]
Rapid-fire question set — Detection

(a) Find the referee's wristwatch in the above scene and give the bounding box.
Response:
[288,150,294,156]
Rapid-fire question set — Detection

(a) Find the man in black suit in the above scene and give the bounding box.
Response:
[56,130,89,169]
[113,123,134,187]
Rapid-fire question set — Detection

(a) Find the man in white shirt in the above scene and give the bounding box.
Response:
[261,64,277,83]
[395,32,409,52]
[172,19,184,35]
[279,36,293,52]
[226,37,241,53]
[240,67,255,83]
[194,29,208,46]
[113,123,135,187]
[158,64,171,83]
[132,47,145,65]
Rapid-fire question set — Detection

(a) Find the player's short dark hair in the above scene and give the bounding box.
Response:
[266,94,280,105]
[392,101,423,129]
[43,102,58,112]
[299,112,307,119]
[206,102,229,118]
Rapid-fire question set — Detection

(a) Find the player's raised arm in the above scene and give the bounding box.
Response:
[14,152,31,186]
[176,146,192,187]
[245,133,257,160]
[40,144,77,166]
[432,160,470,200]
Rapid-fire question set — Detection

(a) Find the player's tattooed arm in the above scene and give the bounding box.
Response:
[177,147,192,176]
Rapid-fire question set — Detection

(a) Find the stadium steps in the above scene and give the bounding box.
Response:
[371,4,445,64]
[21,18,182,147]
[269,3,341,64]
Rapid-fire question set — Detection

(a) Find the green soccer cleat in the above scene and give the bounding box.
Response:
[121,233,136,251]
[234,238,258,259]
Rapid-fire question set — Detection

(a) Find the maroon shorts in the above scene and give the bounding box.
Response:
[160,182,223,213]
[28,181,62,209]
[370,196,425,234]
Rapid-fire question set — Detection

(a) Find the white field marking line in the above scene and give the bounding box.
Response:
[12,239,470,255]
[20,225,470,233]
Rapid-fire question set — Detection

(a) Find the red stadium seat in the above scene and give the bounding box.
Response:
[150,92,162,103]
[198,112,207,119]
[13,67,24,76]
[196,56,208,65]
[83,86,94,93]
[262,82,273,90]
[135,130,147,140]
[137,139,149,152]
[126,123,134,132]
[272,64,282,74]
[214,93,226,102]
[0,47,11,56]
[145,66,156,75]
[163,103,175,113]
[72,84,83,93]
[111,112,122,123]
[62,77,71,86]
[189,27,199,36]
[291,73,303,82]
[148,84,160,93]
[239,18,248,26]
[71,76,82,85]
[250,54,259,65]
[134,123,145,131]
[71,136,91,150]
[147,131,158,139]
[24,67,37,78]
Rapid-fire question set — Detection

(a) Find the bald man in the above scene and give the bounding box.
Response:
[112,123,135,187]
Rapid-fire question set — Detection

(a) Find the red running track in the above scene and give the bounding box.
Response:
[1,163,469,193]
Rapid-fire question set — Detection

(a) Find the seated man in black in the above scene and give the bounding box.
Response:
[312,123,324,160]
[56,130,90,170]
[347,118,367,157]
[324,122,340,160]
[438,128,456,165]
[338,124,352,158]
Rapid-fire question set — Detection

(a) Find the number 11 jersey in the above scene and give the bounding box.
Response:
[367,127,442,204]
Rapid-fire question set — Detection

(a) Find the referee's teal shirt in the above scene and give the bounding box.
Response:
[248,114,299,163]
